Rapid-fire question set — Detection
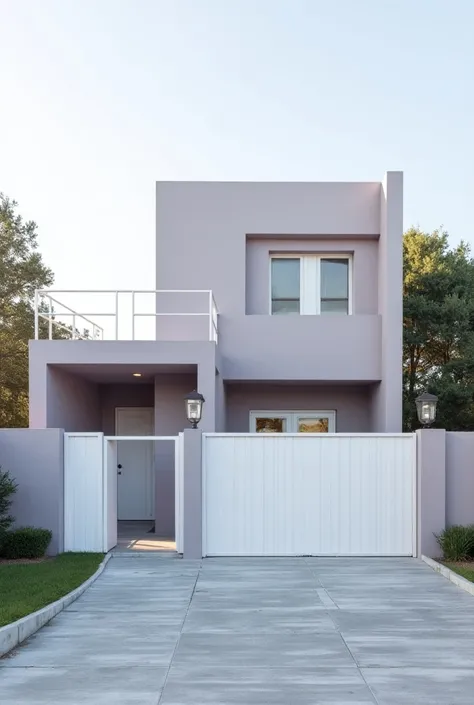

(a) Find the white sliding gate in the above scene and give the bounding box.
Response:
[203,433,417,557]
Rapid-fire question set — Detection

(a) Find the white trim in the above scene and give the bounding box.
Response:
[249,410,337,433]
[269,253,352,315]
[36,289,214,294]
[103,438,116,552]
[203,432,415,438]
[202,430,208,557]
[104,435,178,441]
[64,432,103,437]
[412,432,418,558]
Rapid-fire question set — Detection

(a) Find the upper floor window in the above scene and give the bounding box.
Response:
[271,255,351,315]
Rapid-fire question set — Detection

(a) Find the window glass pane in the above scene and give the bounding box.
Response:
[256,417,286,433]
[271,259,300,300]
[320,299,348,314]
[320,258,348,299]
[297,417,329,433]
[272,299,300,315]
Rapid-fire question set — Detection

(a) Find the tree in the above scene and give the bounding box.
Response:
[0,194,53,427]
[403,227,474,430]
[0,467,17,536]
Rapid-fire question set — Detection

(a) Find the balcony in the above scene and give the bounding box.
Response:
[218,313,381,381]
[34,290,218,343]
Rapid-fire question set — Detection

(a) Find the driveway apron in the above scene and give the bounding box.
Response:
[2,555,474,703]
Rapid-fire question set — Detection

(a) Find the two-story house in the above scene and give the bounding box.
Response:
[29,172,403,536]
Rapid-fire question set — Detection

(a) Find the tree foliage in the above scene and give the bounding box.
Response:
[0,194,92,428]
[403,227,474,430]
[0,467,17,535]
[0,194,53,427]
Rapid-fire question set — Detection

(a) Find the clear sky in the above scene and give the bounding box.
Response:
[1,0,473,291]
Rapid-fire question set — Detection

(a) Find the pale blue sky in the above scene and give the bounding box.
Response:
[0,0,473,291]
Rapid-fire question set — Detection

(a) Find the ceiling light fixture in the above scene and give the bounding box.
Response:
[132,373,142,377]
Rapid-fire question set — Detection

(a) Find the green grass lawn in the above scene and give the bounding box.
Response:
[0,553,104,627]
[445,562,474,583]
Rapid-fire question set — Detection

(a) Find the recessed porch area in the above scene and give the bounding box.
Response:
[31,357,216,542]
[116,520,176,553]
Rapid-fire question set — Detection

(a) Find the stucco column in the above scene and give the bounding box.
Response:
[417,429,446,558]
[373,171,403,432]
[182,429,203,559]
[28,345,48,428]
[197,360,216,431]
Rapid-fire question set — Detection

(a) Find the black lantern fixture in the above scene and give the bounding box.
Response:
[184,390,205,429]
[415,391,438,428]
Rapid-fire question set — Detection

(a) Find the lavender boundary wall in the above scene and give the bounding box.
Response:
[0,428,64,554]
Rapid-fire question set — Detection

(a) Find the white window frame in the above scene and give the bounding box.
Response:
[249,410,336,433]
[269,254,353,315]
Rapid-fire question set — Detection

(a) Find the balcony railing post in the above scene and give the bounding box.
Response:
[115,291,119,340]
[48,296,53,340]
[212,295,218,343]
[132,291,135,341]
[208,290,213,342]
[34,290,39,340]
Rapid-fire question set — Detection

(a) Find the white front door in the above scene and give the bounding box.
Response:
[116,407,154,520]
[250,410,336,433]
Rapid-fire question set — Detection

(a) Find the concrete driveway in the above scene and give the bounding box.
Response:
[2,556,474,703]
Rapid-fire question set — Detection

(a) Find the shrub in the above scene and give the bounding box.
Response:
[0,466,17,535]
[1,527,52,559]
[436,525,474,561]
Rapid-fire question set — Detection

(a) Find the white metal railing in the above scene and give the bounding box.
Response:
[34,289,219,342]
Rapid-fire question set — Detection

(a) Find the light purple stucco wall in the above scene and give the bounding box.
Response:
[154,373,196,536]
[155,177,403,428]
[225,384,372,432]
[215,373,226,432]
[46,367,101,432]
[100,384,154,435]
[219,315,381,382]
[29,340,218,431]
[0,429,64,554]
[446,432,474,527]
[156,181,382,317]
[417,429,446,557]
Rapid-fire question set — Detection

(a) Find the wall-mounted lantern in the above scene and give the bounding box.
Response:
[184,390,205,429]
[415,391,438,428]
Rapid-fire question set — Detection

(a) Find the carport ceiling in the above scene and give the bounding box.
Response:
[49,363,197,384]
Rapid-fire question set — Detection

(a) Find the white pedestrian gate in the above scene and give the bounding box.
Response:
[202,434,417,557]
[64,433,181,553]
[64,433,105,552]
